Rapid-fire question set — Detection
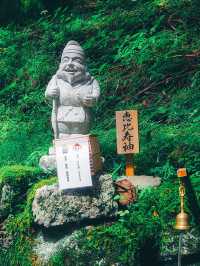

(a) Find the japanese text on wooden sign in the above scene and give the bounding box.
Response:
[116,110,139,154]
[55,138,92,190]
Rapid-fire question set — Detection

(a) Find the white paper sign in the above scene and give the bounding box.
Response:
[55,138,92,190]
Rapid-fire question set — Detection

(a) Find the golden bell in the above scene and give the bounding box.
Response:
[174,211,190,230]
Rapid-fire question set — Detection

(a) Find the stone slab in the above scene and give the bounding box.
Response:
[126,175,161,189]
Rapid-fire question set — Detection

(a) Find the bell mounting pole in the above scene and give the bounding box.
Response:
[174,168,190,266]
[125,154,135,176]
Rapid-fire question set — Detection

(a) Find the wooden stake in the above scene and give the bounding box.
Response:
[125,154,134,176]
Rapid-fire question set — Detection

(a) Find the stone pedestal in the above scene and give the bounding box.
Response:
[32,174,118,228]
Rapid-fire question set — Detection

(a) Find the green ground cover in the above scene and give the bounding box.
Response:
[0,0,200,265]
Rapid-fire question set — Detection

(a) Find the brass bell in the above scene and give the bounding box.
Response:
[174,211,190,230]
[174,168,190,231]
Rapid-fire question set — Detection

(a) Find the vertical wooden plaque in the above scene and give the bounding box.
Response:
[116,110,139,154]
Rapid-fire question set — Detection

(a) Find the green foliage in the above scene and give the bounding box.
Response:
[48,181,184,266]
[0,176,57,266]
[0,164,41,185]
[0,0,200,265]
[0,165,49,220]
[0,0,199,175]
[49,222,139,266]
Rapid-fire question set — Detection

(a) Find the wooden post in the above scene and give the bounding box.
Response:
[125,154,134,176]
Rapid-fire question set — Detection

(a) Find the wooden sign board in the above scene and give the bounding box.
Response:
[55,137,92,190]
[116,110,139,154]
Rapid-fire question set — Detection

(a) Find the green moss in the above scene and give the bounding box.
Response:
[0,165,50,220]
[0,0,200,264]
[0,164,41,185]
[0,176,57,266]
[5,176,57,232]
[26,176,58,220]
[48,180,200,265]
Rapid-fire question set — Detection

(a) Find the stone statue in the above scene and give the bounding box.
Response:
[40,41,102,174]
[45,40,100,138]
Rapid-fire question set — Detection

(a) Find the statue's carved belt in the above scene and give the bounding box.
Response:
[57,106,86,123]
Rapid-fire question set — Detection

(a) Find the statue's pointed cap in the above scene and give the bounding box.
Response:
[61,40,85,61]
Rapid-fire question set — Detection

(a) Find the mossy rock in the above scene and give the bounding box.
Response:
[0,165,41,186]
[0,164,46,221]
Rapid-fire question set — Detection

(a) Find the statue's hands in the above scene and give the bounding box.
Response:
[49,86,60,98]
[82,95,96,107]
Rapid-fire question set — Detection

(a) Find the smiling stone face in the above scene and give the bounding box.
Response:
[59,53,85,77]
[62,53,84,71]
[57,42,86,84]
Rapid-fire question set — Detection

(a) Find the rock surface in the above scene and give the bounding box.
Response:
[33,230,81,265]
[34,228,111,266]
[160,228,200,257]
[33,227,200,266]
[39,154,56,173]
[32,174,118,227]
[0,222,13,250]
[0,184,14,221]
[126,175,161,189]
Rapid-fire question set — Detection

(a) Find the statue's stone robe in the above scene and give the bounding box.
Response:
[45,75,100,135]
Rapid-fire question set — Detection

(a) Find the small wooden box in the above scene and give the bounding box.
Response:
[88,135,102,175]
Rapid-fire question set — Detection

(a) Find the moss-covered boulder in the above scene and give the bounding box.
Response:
[0,165,44,221]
